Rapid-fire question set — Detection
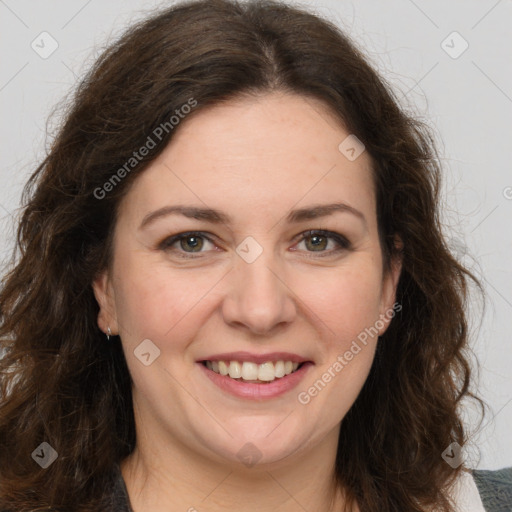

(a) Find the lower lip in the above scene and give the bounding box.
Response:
[197,362,314,400]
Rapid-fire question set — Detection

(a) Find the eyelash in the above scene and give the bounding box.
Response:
[158,230,351,259]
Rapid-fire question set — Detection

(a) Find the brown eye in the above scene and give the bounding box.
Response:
[295,230,351,256]
[179,235,204,252]
[304,233,328,251]
[159,231,216,257]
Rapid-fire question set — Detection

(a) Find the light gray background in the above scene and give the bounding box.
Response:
[0,0,510,470]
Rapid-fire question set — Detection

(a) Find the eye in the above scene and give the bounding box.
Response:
[158,229,351,259]
[293,230,351,256]
[158,231,217,257]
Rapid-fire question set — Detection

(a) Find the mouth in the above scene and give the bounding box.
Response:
[197,358,314,400]
[199,359,306,384]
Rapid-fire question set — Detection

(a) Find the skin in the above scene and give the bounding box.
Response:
[93,91,402,512]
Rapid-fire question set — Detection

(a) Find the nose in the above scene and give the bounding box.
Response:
[221,252,297,336]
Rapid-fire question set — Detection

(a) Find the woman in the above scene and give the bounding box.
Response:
[0,0,510,511]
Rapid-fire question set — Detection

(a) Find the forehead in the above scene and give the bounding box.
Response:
[118,92,376,228]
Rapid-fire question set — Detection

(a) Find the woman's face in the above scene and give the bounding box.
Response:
[93,92,401,468]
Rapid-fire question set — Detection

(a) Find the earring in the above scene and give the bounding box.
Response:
[106,326,112,341]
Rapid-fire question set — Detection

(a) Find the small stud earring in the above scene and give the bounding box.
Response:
[106,326,112,341]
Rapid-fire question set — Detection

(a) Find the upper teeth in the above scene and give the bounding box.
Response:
[205,360,300,382]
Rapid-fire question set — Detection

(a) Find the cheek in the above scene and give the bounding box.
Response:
[111,252,207,346]
[294,265,382,424]
[295,261,383,343]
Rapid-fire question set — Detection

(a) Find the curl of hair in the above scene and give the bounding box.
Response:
[0,1,487,510]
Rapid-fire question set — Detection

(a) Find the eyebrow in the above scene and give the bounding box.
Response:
[139,202,367,230]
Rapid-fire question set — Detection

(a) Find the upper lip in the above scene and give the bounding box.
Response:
[198,351,312,364]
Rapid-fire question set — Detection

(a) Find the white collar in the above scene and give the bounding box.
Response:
[448,469,486,512]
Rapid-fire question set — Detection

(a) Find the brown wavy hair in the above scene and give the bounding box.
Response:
[0,0,488,510]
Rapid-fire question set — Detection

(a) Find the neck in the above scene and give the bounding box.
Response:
[120,424,353,512]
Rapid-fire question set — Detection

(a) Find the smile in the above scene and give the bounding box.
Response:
[198,360,314,400]
[202,359,302,383]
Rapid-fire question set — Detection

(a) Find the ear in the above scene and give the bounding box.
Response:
[377,234,403,336]
[92,270,118,336]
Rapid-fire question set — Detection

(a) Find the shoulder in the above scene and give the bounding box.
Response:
[107,462,134,512]
[471,466,512,512]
